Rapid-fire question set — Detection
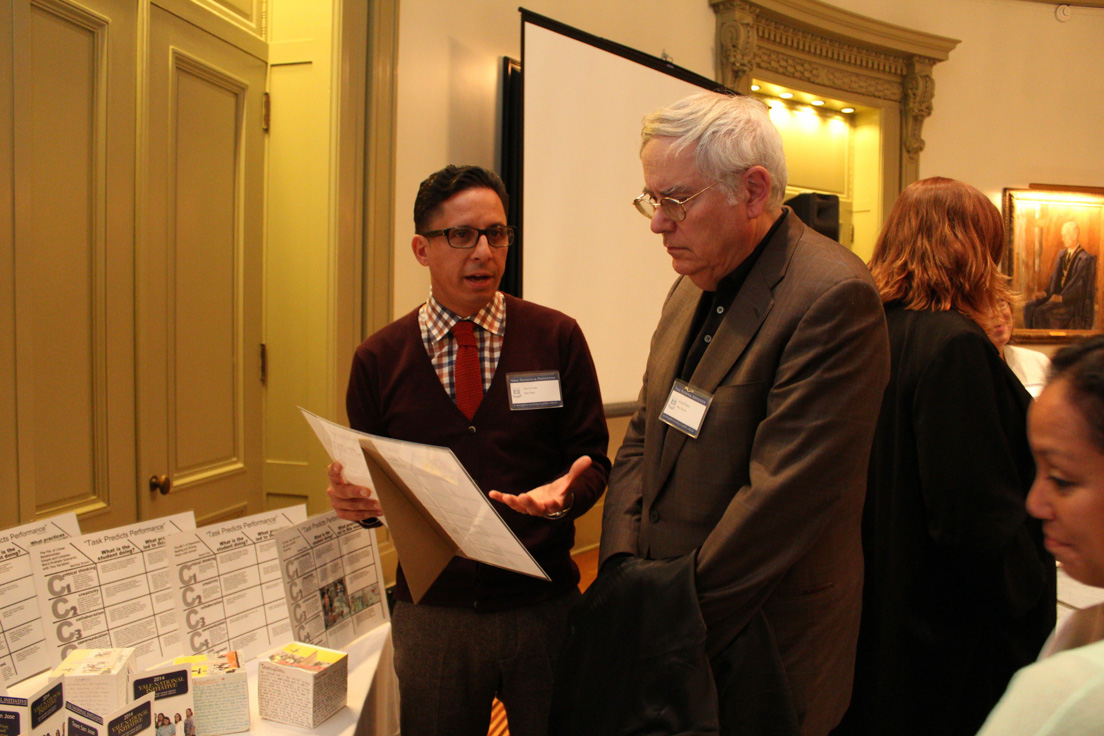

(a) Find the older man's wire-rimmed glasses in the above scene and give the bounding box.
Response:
[420,225,516,249]
[633,182,718,222]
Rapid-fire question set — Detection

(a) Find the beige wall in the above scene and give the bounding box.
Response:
[390,0,1104,317]
[388,0,1104,377]
[390,0,718,315]
[386,0,1104,550]
[821,0,1104,196]
[819,0,1104,356]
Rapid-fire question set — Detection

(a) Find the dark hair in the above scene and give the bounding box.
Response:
[413,165,509,233]
[1050,335,1104,452]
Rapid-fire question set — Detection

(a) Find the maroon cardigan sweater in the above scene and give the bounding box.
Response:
[346,294,610,610]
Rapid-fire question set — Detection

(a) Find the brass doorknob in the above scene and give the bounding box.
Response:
[149,474,171,495]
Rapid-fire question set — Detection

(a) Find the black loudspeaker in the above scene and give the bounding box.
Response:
[784,192,840,243]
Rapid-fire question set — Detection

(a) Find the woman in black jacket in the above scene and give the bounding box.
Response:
[834,177,1056,736]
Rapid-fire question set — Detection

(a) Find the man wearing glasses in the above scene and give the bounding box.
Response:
[599,92,890,735]
[326,165,610,736]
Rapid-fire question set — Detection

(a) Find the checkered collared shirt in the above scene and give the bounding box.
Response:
[419,291,506,401]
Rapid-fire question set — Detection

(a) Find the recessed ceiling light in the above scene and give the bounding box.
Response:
[841,107,855,113]
[811,100,824,106]
[750,84,760,91]
[779,92,794,99]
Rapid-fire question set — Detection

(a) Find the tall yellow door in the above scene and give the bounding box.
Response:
[138,4,266,524]
[1,0,268,530]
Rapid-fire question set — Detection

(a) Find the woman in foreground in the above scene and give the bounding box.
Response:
[978,336,1104,734]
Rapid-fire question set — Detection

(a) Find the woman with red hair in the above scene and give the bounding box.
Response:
[834,178,1056,736]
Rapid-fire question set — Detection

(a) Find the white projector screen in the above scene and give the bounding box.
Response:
[519,13,725,408]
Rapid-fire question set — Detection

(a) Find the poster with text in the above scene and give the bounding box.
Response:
[0,514,81,687]
[275,511,388,650]
[167,506,307,662]
[30,513,196,670]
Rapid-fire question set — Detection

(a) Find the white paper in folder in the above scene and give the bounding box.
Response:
[299,408,548,601]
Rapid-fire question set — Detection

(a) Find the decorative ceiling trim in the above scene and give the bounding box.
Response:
[757,15,911,79]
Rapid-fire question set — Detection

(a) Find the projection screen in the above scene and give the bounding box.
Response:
[518,12,727,408]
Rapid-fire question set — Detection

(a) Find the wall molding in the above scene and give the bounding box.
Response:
[711,0,958,191]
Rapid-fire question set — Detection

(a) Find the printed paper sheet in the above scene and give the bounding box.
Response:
[167,507,307,662]
[300,408,546,581]
[274,511,388,651]
[30,513,196,670]
[0,514,81,686]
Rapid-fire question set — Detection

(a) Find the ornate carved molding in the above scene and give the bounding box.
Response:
[716,1,759,91]
[711,0,959,181]
[756,15,909,79]
[754,46,902,102]
[902,58,936,161]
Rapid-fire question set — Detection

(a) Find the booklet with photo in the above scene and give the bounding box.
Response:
[66,691,155,736]
[0,677,65,736]
[129,662,192,735]
[274,511,388,651]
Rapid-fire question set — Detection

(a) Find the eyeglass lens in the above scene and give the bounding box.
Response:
[633,196,686,222]
[444,226,514,248]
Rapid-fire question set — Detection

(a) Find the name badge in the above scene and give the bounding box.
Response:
[507,371,564,410]
[659,380,713,438]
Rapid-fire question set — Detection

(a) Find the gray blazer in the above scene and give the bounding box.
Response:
[601,210,890,736]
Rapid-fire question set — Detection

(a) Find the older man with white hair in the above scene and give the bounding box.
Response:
[597,91,890,736]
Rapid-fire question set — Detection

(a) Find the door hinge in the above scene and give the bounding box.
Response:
[263,92,270,132]
[260,343,267,384]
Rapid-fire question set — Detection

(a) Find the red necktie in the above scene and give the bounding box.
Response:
[451,320,483,419]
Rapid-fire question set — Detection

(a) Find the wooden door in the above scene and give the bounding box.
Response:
[138,4,266,524]
[6,0,139,530]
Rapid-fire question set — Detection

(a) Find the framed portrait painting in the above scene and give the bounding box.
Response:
[1002,186,1104,341]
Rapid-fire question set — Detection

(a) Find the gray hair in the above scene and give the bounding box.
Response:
[641,91,788,209]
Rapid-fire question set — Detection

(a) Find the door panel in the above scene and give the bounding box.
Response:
[10,0,137,529]
[140,4,265,523]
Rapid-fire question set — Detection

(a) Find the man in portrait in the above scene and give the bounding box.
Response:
[1024,220,1096,330]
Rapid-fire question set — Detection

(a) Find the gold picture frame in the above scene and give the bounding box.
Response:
[1002,185,1104,342]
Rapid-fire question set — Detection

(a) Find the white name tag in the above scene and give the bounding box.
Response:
[507,371,564,410]
[659,380,713,438]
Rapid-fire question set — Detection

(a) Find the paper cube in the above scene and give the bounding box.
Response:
[173,652,248,736]
[257,642,347,729]
[50,648,136,717]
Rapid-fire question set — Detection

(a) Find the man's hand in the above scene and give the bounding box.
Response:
[326,462,383,521]
[488,455,592,518]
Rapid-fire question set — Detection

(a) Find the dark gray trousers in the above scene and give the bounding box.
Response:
[392,590,578,736]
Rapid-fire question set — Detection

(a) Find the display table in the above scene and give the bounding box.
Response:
[10,624,399,736]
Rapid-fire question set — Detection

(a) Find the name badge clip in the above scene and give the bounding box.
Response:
[507,371,564,410]
[659,380,713,438]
